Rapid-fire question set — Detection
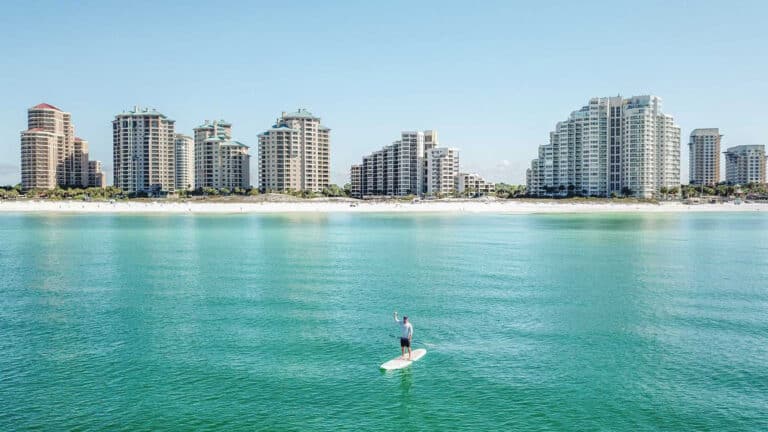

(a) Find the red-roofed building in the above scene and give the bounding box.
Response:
[21,103,89,190]
[32,103,62,111]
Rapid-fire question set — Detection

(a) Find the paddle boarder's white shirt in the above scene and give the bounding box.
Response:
[396,319,413,339]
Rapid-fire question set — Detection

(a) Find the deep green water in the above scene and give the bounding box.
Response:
[1,212,767,431]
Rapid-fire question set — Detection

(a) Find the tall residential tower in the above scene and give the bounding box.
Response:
[193,120,250,190]
[112,106,176,194]
[689,128,721,186]
[724,145,766,185]
[526,95,681,199]
[258,109,330,192]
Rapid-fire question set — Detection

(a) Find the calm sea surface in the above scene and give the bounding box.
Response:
[1,212,767,431]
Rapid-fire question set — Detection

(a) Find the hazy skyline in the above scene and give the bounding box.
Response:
[1,0,766,186]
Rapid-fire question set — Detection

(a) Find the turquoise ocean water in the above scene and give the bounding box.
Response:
[1,212,767,431]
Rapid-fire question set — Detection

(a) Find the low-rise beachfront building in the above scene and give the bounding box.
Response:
[427,147,460,196]
[258,109,330,193]
[689,128,721,186]
[724,145,766,185]
[88,160,106,188]
[350,164,362,198]
[113,106,176,194]
[175,134,194,191]
[456,172,495,195]
[525,95,680,198]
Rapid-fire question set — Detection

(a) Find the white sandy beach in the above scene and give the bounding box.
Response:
[1,199,767,214]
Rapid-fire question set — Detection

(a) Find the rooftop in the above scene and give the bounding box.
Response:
[282,108,318,119]
[31,103,62,111]
[205,135,249,148]
[196,119,232,129]
[118,105,169,118]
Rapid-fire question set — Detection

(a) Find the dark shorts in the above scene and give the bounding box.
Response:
[400,337,411,348]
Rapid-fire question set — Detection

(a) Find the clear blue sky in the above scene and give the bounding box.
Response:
[1,0,766,186]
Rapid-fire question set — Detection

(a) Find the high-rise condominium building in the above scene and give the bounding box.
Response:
[456,172,495,195]
[724,145,766,185]
[355,130,440,197]
[113,106,176,194]
[88,160,106,188]
[20,103,89,190]
[357,131,434,197]
[427,147,460,196]
[193,120,250,190]
[258,109,330,192]
[194,120,231,189]
[350,164,362,198]
[526,95,680,199]
[174,134,195,191]
[689,128,721,186]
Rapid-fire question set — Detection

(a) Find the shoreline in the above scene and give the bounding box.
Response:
[0,199,766,214]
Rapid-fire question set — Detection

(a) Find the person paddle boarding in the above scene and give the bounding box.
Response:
[393,311,413,360]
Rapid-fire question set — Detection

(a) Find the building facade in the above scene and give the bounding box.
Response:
[174,134,195,191]
[724,145,766,185]
[456,172,495,195]
[688,128,721,186]
[350,164,362,198]
[355,130,445,197]
[193,121,250,190]
[20,103,90,190]
[112,106,176,194]
[88,160,106,188]
[526,95,680,199]
[258,109,330,192]
[427,147,460,196]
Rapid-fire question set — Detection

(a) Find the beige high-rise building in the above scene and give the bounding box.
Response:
[689,128,721,186]
[88,160,106,188]
[199,136,250,190]
[258,109,330,192]
[175,134,195,191]
[427,147,460,195]
[20,103,89,190]
[73,137,90,187]
[112,106,176,194]
[193,120,249,190]
[724,145,766,185]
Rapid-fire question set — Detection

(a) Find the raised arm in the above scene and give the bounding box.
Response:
[393,311,400,323]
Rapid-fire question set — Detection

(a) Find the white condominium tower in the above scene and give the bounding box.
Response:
[356,130,438,197]
[526,95,680,199]
[688,128,721,186]
[174,134,195,191]
[20,103,89,190]
[350,164,362,198]
[258,109,330,192]
[427,147,460,195]
[724,145,766,185]
[112,106,176,194]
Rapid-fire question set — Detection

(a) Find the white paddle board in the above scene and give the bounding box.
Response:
[380,348,427,370]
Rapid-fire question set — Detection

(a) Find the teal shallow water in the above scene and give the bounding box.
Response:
[1,212,767,431]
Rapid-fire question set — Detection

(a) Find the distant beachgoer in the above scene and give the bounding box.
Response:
[393,311,413,360]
